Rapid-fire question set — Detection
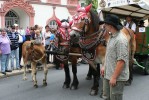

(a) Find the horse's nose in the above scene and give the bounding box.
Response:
[70,31,76,38]
[72,34,77,38]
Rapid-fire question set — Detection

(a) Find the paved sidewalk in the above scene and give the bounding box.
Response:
[0,63,55,79]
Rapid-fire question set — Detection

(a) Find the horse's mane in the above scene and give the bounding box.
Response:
[89,9,100,32]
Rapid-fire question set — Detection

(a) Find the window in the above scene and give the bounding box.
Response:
[5,10,19,28]
[49,20,57,29]
[81,3,85,7]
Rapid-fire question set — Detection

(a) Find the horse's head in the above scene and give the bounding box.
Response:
[70,4,100,43]
[56,18,72,41]
[55,18,73,61]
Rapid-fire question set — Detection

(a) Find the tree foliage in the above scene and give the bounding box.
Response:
[85,0,98,13]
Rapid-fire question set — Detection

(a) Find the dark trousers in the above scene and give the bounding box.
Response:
[19,43,23,65]
[45,45,50,63]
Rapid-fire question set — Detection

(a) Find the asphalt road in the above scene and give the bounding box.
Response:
[0,64,149,100]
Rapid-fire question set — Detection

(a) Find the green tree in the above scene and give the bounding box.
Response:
[85,0,98,13]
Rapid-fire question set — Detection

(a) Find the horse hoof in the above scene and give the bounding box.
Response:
[43,82,47,86]
[43,80,47,86]
[90,90,98,96]
[70,85,78,90]
[23,77,27,80]
[63,84,69,89]
[34,84,38,88]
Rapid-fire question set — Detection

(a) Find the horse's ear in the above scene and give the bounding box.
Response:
[77,5,81,11]
[55,18,61,27]
[85,4,92,13]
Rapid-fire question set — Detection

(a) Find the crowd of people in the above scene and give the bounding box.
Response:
[0,24,57,75]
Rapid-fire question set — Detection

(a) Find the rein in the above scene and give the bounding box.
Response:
[32,53,45,63]
[79,28,106,50]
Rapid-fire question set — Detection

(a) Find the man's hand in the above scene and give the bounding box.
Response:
[109,77,117,87]
[100,67,105,77]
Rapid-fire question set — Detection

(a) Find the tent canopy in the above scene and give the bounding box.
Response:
[98,0,149,19]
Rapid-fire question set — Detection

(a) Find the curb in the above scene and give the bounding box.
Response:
[0,64,55,79]
[0,60,81,79]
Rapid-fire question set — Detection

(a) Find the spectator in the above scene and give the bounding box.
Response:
[0,28,11,75]
[7,26,20,70]
[34,29,43,44]
[124,15,136,33]
[48,32,56,64]
[15,25,25,68]
[43,25,51,63]
[25,27,31,41]
[100,14,129,100]
[30,27,35,40]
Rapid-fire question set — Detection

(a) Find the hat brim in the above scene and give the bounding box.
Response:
[99,21,123,30]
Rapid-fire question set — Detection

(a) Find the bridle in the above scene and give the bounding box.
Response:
[71,12,91,34]
[71,11,107,50]
[55,26,71,61]
[30,45,45,63]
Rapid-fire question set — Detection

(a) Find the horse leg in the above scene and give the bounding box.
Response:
[31,62,38,88]
[63,62,71,88]
[23,62,28,80]
[90,63,100,96]
[43,62,48,86]
[86,64,93,80]
[70,61,79,90]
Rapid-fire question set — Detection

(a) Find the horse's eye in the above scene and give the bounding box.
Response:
[81,18,85,21]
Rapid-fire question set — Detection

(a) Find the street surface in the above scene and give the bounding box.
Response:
[0,64,149,100]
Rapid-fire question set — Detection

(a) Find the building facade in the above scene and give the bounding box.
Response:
[0,0,83,70]
[0,0,79,29]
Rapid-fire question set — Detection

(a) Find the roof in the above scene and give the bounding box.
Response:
[98,0,149,19]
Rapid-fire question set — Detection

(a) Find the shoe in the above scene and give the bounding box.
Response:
[16,68,21,70]
[125,81,132,86]
[47,61,51,64]
[5,70,12,72]
[20,65,23,69]
[1,72,6,75]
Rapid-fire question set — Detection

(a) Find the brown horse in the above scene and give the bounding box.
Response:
[69,4,136,95]
[22,40,48,88]
[53,18,83,89]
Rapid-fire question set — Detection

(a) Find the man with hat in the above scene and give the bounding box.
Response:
[7,26,20,70]
[100,14,129,100]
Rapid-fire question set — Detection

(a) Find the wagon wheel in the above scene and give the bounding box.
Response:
[143,56,149,75]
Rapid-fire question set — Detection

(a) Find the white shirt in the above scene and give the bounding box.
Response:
[125,22,136,32]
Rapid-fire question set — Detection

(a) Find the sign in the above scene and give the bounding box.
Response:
[139,27,146,32]
[98,0,138,9]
